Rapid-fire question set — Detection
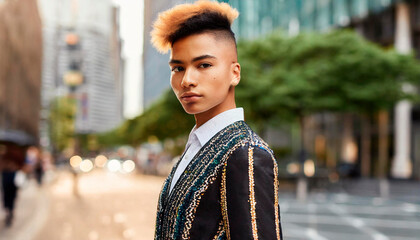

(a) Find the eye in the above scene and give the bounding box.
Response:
[171,66,184,72]
[199,63,212,69]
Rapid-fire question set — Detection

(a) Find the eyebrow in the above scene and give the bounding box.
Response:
[169,54,216,65]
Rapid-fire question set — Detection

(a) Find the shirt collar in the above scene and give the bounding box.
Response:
[189,108,244,147]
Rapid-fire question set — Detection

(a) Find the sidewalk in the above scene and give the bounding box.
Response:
[34,169,164,240]
[0,174,52,240]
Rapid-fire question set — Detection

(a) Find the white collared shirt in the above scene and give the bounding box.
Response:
[169,108,245,193]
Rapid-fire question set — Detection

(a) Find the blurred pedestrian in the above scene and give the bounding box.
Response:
[33,153,44,186]
[25,146,44,185]
[0,144,29,227]
[150,1,282,239]
[40,150,54,184]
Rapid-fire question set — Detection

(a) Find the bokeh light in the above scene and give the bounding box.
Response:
[304,159,315,177]
[80,159,94,173]
[122,160,135,173]
[107,159,121,172]
[287,162,300,175]
[95,155,108,168]
[70,155,83,168]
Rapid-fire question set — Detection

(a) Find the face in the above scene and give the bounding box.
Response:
[169,32,241,125]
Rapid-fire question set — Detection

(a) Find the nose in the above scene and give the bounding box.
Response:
[181,68,197,88]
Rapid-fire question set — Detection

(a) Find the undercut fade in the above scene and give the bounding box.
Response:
[151,0,239,53]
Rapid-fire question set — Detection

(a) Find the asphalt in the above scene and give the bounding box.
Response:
[280,192,420,240]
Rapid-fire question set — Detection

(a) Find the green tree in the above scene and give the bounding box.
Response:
[98,90,194,147]
[49,97,76,152]
[238,30,419,123]
[237,30,420,178]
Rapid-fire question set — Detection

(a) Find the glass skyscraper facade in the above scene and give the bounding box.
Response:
[221,0,396,38]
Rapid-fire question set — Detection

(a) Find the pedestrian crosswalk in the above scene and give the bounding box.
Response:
[280,193,420,240]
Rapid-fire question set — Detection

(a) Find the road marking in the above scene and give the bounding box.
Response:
[306,228,329,240]
[329,204,389,240]
[283,202,420,216]
[402,203,419,213]
[281,222,312,238]
[283,212,420,230]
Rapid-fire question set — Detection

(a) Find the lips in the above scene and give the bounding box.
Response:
[180,92,202,102]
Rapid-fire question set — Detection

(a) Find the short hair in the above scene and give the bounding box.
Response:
[151,0,239,53]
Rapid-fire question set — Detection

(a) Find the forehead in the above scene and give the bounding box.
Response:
[170,32,235,60]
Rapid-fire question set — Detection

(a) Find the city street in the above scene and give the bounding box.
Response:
[281,193,420,240]
[1,169,419,240]
[0,169,165,240]
[2,1,420,240]
[33,170,164,240]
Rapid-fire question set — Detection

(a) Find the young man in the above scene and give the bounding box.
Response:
[151,1,282,239]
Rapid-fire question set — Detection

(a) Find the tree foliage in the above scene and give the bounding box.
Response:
[49,97,76,152]
[236,30,420,128]
[98,90,194,147]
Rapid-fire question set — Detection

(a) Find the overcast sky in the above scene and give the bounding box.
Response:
[113,0,143,119]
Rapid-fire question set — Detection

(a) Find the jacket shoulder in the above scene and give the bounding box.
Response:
[227,125,276,166]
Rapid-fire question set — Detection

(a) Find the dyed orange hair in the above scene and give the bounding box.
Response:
[151,0,239,53]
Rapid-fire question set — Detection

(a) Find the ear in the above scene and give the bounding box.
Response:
[230,62,241,86]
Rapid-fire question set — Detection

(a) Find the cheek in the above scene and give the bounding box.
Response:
[170,77,180,95]
[219,66,233,85]
[214,70,232,89]
[170,75,179,88]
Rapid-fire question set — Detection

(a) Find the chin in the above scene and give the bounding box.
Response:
[181,104,208,115]
[183,108,201,115]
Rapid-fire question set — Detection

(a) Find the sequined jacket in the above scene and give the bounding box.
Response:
[155,121,282,240]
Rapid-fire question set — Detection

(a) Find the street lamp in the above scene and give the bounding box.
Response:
[63,31,84,197]
[63,32,83,91]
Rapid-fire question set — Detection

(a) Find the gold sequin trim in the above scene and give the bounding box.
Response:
[272,155,280,240]
[221,162,230,240]
[212,220,226,240]
[182,143,242,239]
[248,146,258,239]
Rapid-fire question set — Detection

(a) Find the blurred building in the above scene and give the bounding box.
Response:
[223,0,398,38]
[142,0,402,106]
[143,0,192,109]
[223,0,420,179]
[38,0,124,136]
[0,0,43,148]
[142,0,420,179]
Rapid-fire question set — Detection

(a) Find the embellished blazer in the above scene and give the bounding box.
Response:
[155,121,282,240]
